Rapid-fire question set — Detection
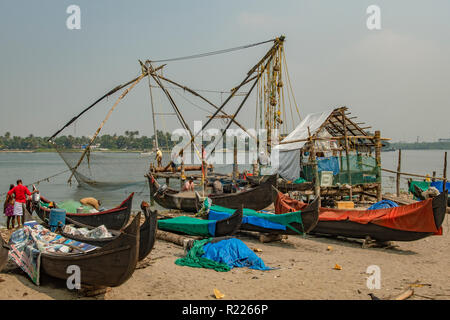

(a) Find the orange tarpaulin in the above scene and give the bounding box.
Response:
[319,199,440,234]
[275,192,309,214]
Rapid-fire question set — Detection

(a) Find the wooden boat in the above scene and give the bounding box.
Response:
[38,212,140,287]
[158,208,243,237]
[47,202,157,261]
[310,191,448,242]
[147,173,276,212]
[411,182,450,207]
[0,236,9,272]
[246,174,313,193]
[207,187,319,235]
[33,193,134,230]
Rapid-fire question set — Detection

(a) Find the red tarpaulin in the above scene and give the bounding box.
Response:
[275,192,309,214]
[319,199,440,234]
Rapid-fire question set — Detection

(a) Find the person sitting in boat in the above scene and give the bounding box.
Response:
[155,148,163,167]
[182,177,195,192]
[212,179,223,195]
[7,180,38,227]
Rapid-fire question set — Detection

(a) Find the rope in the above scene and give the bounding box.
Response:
[0,169,71,197]
[149,39,276,63]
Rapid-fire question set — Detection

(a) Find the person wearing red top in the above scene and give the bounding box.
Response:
[7,180,38,227]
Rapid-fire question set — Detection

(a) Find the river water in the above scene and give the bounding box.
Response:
[0,150,448,226]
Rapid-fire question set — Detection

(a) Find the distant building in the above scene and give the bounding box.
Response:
[438,138,450,142]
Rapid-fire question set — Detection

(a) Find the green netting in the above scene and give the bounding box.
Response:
[302,154,380,186]
[175,238,231,272]
[210,205,303,230]
[408,181,430,198]
[157,216,213,236]
[56,200,93,213]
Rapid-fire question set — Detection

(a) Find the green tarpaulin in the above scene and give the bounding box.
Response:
[175,238,230,272]
[210,205,303,233]
[408,181,430,194]
[157,216,214,237]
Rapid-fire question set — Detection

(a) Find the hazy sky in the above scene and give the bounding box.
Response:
[0,0,449,142]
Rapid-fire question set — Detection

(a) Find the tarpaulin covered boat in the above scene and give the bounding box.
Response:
[9,212,140,287]
[33,193,134,230]
[157,208,242,237]
[35,202,158,261]
[207,187,319,235]
[311,191,448,241]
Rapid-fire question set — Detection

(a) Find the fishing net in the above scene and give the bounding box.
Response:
[302,154,380,186]
[56,149,150,190]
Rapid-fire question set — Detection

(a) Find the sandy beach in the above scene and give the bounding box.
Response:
[1,214,449,301]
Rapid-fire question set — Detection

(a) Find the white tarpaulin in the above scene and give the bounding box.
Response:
[271,110,334,181]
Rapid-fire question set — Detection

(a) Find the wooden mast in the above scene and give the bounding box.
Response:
[145,61,159,150]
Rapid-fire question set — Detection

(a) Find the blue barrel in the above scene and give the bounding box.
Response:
[49,208,66,232]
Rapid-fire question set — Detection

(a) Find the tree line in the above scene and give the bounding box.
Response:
[0,130,178,150]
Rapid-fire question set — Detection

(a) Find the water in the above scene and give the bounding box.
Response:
[0,150,448,226]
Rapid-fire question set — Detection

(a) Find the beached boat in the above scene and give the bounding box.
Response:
[43,202,157,261]
[38,212,140,287]
[147,173,276,212]
[207,186,319,235]
[0,236,9,272]
[246,174,313,193]
[310,191,448,242]
[33,193,134,230]
[157,208,243,237]
[410,181,450,206]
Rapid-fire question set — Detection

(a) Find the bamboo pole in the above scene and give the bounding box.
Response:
[67,73,146,183]
[308,127,321,207]
[233,136,238,182]
[443,151,447,192]
[341,109,352,200]
[374,130,382,202]
[396,149,402,197]
[381,168,449,181]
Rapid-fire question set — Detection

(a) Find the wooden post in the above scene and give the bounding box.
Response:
[432,171,436,182]
[341,109,352,201]
[308,127,321,207]
[180,159,185,189]
[396,149,402,197]
[233,136,238,182]
[443,151,447,192]
[374,130,382,202]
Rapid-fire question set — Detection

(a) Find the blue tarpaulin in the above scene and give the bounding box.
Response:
[208,210,286,231]
[367,199,398,210]
[202,238,272,271]
[317,156,340,175]
[430,181,450,193]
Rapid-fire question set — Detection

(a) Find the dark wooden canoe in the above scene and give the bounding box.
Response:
[412,183,450,207]
[158,208,243,237]
[147,173,276,212]
[50,202,157,261]
[229,187,319,235]
[0,236,9,272]
[246,174,313,193]
[33,193,134,230]
[147,174,199,212]
[39,212,140,287]
[310,191,448,242]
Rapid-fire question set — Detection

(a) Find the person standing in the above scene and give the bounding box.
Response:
[7,180,38,227]
[155,148,163,167]
[3,184,15,229]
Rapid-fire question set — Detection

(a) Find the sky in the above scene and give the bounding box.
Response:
[0,0,449,143]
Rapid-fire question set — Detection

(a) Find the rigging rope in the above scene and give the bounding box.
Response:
[149,38,276,63]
